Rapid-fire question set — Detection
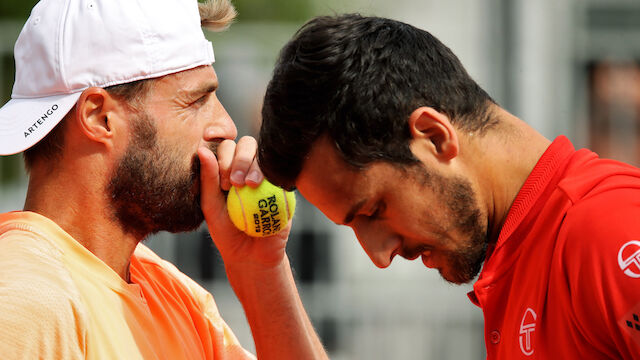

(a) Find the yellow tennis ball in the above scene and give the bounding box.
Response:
[226,179,296,237]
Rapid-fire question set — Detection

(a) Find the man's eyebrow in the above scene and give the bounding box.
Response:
[341,199,367,225]
[188,81,218,96]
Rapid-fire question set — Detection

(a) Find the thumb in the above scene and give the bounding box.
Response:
[197,146,227,221]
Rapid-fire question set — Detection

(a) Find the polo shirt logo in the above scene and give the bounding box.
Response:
[618,303,640,346]
[519,308,536,356]
[618,240,640,278]
[624,313,640,332]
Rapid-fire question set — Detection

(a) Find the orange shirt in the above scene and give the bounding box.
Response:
[0,211,255,359]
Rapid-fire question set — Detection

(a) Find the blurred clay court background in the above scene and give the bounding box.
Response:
[1,0,639,358]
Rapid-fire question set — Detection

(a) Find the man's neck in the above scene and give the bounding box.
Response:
[23,167,141,281]
[461,107,552,243]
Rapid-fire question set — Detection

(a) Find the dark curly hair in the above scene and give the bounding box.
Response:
[259,14,496,190]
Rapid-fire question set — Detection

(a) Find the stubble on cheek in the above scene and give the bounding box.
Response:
[410,165,488,284]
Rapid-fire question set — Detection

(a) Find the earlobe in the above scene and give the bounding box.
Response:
[408,106,459,162]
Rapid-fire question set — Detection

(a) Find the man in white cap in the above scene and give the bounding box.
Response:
[0,0,327,359]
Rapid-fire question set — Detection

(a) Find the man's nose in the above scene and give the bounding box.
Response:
[353,222,400,269]
[204,100,237,142]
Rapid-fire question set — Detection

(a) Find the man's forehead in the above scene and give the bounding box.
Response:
[298,136,356,183]
[156,65,218,91]
[296,136,367,223]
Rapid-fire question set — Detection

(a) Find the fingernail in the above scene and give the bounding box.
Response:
[230,170,244,185]
[246,171,261,184]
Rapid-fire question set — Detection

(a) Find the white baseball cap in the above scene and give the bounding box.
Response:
[0,0,215,155]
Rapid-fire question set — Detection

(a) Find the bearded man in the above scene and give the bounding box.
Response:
[0,0,327,359]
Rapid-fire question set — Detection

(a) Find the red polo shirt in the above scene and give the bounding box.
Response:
[469,136,640,359]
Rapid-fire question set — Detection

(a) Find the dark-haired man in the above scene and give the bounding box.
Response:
[0,0,327,358]
[259,14,640,358]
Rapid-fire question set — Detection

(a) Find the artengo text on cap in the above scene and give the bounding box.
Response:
[24,104,58,138]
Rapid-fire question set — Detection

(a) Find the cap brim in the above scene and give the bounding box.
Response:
[0,93,81,155]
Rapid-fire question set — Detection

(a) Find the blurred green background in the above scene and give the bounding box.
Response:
[0,0,314,20]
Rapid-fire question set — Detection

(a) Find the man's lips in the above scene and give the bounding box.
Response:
[421,251,435,268]
[403,252,421,261]
[396,247,432,262]
[391,249,421,262]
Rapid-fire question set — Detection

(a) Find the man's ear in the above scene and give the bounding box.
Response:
[73,87,127,149]
[408,106,459,162]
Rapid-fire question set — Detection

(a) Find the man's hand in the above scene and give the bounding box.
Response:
[197,136,291,268]
[197,136,328,359]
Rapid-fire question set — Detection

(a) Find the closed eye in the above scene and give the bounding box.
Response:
[192,93,210,107]
[368,201,386,220]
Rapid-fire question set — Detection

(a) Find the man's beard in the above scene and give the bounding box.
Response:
[412,166,489,285]
[107,112,212,239]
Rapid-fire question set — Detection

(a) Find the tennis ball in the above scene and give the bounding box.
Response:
[227,179,296,237]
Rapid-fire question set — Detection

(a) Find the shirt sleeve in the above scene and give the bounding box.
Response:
[135,244,256,360]
[560,187,640,359]
[0,230,86,359]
